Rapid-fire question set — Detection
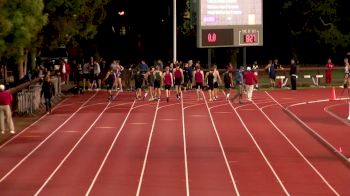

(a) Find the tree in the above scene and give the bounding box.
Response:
[283,0,350,60]
[40,0,110,50]
[0,0,47,79]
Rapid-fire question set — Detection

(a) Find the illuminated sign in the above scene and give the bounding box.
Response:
[197,0,263,48]
[201,29,234,47]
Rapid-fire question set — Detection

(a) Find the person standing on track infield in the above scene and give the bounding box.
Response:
[265,60,276,88]
[193,63,204,101]
[244,67,258,101]
[231,66,244,104]
[41,76,55,114]
[325,58,334,85]
[0,84,15,134]
[173,63,184,101]
[163,66,173,102]
[290,58,298,90]
[344,58,350,89]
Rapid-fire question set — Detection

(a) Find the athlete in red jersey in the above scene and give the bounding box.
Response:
[163,66,173,102]
[193,63,204,101]
[325,58,334,85]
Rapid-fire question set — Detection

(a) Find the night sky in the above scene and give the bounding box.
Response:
[92,0,297,67]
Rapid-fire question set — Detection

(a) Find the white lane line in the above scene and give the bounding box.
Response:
[34,102,112,195]
[135,100,160,196]
[85,100,136,196]
[181,92,190,196]
[202,92,240,196]
[324,104,350,126]
[253,100,340,196]
[0,92,98,183]
[227,97,290,195]
[266,91,350,164]
[0,95,72,150]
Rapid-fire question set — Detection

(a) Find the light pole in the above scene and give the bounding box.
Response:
[173,0,177,63]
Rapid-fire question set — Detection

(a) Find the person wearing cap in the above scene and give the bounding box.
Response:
[0,84,15,134]
[244,66,258,101]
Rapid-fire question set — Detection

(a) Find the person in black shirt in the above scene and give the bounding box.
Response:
[290,59,298,90]
[41,76,55,113]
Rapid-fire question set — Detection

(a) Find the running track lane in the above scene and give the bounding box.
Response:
[85,100,159,195]
[206,95,286,195]
[266,92,350,194]
[253,92,343,195]
[0,92,108,195]
[235,93,338,195]
[33,93,136,195]
[0,92,97,179]
[137,99,187,195]
[182,91,235,196]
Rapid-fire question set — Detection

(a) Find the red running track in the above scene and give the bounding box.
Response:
[0,88,349,195]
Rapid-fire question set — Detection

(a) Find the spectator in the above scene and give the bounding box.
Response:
[41,76,55,114]
[290,59,298,90]
[265,60,276,88]
[325,58,334,85]
[64,59,71,84]
[139,60,148,75]
[244,67,258,101]
[344,58,350,88]
[0,84,15,134]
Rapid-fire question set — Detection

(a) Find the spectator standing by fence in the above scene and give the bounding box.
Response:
[344,58,350,88]
[0,84,15,134]
[325,58,334,85]
[41,76,55,114]
[290,59,298,90]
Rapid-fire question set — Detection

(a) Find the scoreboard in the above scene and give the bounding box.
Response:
[197,0,263,48]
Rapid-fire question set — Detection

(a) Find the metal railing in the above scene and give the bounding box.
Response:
[12,76,61,115]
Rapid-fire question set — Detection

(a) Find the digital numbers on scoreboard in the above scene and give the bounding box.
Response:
[197,0,263,48]
[239,29,260,46]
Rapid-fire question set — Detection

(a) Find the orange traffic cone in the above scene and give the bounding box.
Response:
[330,87,336,101]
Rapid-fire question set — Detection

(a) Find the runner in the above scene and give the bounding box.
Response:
[183,62,192,90]
[134,68,144,100]
[146,67,155,101]
[193,63,204,101]
[154,66,162,100]
[173,63,184,101]
[0,84,15,134]
[205,67,215,102]
[231,66,244,104]
[103,67,116,102]
[163,66,173,102]
[212,64,222,100]
[223,65,233,100]
[115,61,124,92]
